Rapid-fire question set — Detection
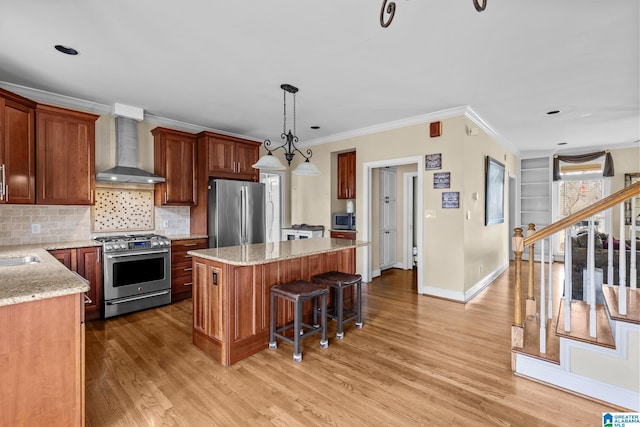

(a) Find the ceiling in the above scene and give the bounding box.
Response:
[0,0,638,156]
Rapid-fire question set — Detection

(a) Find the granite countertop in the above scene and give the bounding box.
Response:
[0,246,90,307]
[188,238,369,266]
[165,234,209,241]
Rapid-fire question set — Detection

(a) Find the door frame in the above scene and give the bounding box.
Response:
[362,156,424,294]
[404,171,418,269]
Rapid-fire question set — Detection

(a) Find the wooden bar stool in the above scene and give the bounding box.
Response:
[312,271,362,339]
[269,280,329,362]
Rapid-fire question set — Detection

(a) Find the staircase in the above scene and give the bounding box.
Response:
[511,181,640,411]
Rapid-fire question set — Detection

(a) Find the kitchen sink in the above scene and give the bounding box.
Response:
[0,255,41,267]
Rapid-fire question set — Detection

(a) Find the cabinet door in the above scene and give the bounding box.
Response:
[337,151,356,199]
[0,91,36,204]
[153,128,197,206]
[235,141,259,180]
[206,137,235,175]
[49,248,77,270]
[193,260,223,341]
[76,247,102,321]
[36,105,97,205]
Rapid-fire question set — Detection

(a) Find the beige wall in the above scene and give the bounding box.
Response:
[287,115,517,299]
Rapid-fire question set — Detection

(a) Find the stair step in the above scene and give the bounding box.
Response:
[602,285,640,325]
[556,299,615,349]
[513,315,560,364]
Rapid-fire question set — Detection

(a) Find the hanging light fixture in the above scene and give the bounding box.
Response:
[252,84,320,176]
[380,0,487,28]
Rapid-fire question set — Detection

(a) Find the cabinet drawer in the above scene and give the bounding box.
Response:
[330,231,356,240]
[172,263,194,280]
[172,239,208,252]
[172,274,194,294]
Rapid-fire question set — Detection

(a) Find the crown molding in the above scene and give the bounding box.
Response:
[0,81,261,142]
[300,105,469,148]
[463,106,520,156]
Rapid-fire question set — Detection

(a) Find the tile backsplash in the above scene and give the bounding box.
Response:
[0,205,190,246]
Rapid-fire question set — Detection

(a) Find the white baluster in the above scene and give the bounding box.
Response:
[619,202,628,315]
[548,238,553,320]
[608,222,614,286]
[564,229,572,332]
[631,198,637,289]
[540,238,547,353]
[588,217,596,338]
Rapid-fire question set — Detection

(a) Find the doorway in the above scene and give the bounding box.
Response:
[362,156,424,294]
[261,172,284,243]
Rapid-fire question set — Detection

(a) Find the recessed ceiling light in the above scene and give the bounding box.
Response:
[557,142,568,146]
[54,45,78,55]
[310,126,320,130]
[546,110,560,115]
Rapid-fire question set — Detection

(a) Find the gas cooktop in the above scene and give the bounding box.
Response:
[94,234,171,253]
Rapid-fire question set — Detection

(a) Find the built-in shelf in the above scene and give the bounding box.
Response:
[521,157,551,259]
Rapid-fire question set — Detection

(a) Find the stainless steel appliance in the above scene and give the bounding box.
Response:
[209,179,265,248]
[332,212,356,230]
[95,234,172,318]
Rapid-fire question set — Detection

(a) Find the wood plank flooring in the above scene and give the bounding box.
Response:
[85,265,624,426]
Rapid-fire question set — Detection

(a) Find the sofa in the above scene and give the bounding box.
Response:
[571,232,640,300]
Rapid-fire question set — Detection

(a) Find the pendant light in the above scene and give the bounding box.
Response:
[252,84,320,176]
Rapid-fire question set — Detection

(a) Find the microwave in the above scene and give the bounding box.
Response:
[332,212,356,230]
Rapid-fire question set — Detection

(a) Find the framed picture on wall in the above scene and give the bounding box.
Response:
[442,191,459,208]
[433,172,450,189]
[485,156,505,225]
[426,153,442,170]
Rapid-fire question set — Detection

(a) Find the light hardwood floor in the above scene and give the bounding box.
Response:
[85,265,622,426]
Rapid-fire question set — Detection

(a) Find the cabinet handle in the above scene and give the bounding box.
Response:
[4,185,7,203]
[164,192,168,204]
[184,282,192,287]
[183,243,198,247]
[0,164,5,201]
[90,189,94,204]
[84,294,92,304]
[184,267,193,272]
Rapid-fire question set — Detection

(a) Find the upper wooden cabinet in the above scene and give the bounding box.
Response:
[152,127,198,206]
[36,104,98,205]
[0,88,36,204]
[198,131,260,181]
[337,151,356,199]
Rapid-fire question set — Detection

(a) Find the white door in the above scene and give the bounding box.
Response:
[261,172,283,243]
[379,167,397,270]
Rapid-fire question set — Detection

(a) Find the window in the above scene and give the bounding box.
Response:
[553,161,608,254]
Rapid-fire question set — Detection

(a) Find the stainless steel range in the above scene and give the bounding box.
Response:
[94,234,171,318]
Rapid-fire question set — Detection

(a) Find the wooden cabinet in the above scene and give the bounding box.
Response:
[171,238,208,301]
[330,230,357,240]
[0,293,84,426]
[36,104,98,205]
[49,246,103,320]
[190,131,261,235]
[0,88,36,204]
[152,127,198,206]
[337,151,356,199]
[191,248,356,366]
[198,131,260,181]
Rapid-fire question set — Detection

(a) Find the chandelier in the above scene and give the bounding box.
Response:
[380,0,487,28]
[252,84,320,176]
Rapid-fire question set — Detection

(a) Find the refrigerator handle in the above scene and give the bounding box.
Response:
[240,185,245,244]
[243,184,249,243]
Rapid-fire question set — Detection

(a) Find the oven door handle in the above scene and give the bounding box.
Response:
[106,249,169,259]
[105,290,170,305]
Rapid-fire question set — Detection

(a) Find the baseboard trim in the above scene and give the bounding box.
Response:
[422,263,509,303]
[516,353,640,411]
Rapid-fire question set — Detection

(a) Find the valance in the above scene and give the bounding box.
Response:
[552,150,614,181]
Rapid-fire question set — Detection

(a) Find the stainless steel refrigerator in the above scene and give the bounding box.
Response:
[208,178,266,248]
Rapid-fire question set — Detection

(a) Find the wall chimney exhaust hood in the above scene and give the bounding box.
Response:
[95,104,165,183]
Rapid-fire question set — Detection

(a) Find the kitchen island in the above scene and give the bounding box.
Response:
[188,238,368,366]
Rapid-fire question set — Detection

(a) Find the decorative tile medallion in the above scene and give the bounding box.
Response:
[92,183,155,232]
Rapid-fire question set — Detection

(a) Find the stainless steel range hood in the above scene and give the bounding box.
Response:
[96,114,165,183]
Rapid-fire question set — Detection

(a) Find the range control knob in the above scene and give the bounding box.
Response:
[105,244,113,251]
[151,240,159,247]
[119,243,127,250]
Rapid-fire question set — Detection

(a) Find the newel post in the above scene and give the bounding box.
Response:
[526,223,537,316]
[511,227,524,371]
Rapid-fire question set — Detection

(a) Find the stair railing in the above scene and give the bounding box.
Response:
[511,180,640,368]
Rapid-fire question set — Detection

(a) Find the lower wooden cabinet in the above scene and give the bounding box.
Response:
[0,293,84,426]
[49,246,102,320]
[171,238,208,301]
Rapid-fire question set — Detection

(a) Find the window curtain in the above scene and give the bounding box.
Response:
[552,150,614,181]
